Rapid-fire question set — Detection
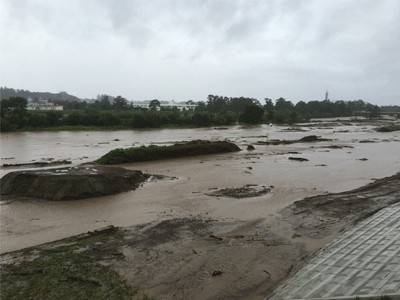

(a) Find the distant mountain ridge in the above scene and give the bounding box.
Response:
[0,87,83,102]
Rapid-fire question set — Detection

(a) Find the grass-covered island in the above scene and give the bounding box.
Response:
[376,124,400,132]
[97,140,241,165]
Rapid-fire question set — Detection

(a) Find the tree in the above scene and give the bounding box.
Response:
[288,111,298,124]
[191,111,213,127]
[66,112,82,126]
[27,112,49,127]
[238,105,264,124]
[131,112,147,128]
[207,95,229,113]
[149,99,161,111]
[264,98,274,121]
[195,101,207,112]
[99,96,112,110]
[275,97,294,113]
[1,97,27,116]
[367,104,381,119]
[46,111,63,126]
[0,97,28,130]
[229,97,260,115]
[98,112,120,126]
[295,101,308,120]
[274,112,287,124]
[113,96,128,110]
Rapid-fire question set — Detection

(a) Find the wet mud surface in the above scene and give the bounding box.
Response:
[207,184,272,198]
[255,134,332,146]
[281,172,400,239]
[113,218,299,300]
[2,159,72,168]
[0,166,148,200]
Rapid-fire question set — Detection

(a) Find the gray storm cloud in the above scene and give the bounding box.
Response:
[0,0,399,104]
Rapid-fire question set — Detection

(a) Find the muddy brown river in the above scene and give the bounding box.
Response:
[1,123,400,254]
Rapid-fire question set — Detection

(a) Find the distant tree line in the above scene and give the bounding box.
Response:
[0,94,397,132]
[0,87,81,102]
[197,95,386,124]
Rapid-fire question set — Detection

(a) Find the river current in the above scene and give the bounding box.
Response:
[1,124,399,253]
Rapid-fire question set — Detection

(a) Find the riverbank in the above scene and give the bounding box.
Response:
[2,118,398,134]
[3,123,201,132]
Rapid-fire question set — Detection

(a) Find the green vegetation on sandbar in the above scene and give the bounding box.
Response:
[0,226,137,300]
[97,140,241,165]
[376,124,400,132]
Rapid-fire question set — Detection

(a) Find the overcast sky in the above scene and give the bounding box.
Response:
[1,0,399,105]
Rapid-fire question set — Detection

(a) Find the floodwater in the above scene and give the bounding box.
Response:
[1,124,399,253]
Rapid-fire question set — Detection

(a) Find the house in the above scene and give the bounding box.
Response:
[130,100,198,111]
[27,98,63,111]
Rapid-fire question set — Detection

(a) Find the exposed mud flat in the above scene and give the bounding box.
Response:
[111,218,300,300]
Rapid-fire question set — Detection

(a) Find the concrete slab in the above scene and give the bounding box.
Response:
[269,203,400,300]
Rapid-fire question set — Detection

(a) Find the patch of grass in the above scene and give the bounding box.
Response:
[376,124,400,132]
[97,140,240,165]
[1,252,136,299]
[72,225,125,246]
[0,226,136,300]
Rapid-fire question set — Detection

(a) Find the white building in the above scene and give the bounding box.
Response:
[160,100,198,111]
[130,100,198,111]
[27,99,63,111]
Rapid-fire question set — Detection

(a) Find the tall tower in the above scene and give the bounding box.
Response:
[325,90,329,101]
